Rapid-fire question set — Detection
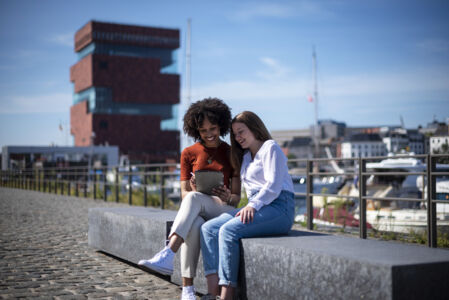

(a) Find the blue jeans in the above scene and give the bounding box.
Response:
[200,190,295,287]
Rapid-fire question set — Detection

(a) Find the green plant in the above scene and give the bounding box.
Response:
[237,191,248,208]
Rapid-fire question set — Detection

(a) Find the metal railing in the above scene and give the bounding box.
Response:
[1,153,448,247]
[0,163,180,209]
[289,153,449,248]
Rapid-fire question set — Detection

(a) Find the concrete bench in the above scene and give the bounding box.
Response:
[88,207,209,292]
[88,207,449,299]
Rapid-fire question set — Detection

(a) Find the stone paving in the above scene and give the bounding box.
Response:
[0,188,196,299]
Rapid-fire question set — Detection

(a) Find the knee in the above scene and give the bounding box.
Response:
[218,222,238,242]
[201,219,217,238]
[181,191,202,206]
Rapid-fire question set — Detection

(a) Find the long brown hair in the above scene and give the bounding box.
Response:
[230,111,272,171]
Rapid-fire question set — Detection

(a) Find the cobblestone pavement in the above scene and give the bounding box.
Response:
[0,188,196,299]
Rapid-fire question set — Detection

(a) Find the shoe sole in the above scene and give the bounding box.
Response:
[138,261,173,276]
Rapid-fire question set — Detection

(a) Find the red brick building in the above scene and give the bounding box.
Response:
[70,21,180,163]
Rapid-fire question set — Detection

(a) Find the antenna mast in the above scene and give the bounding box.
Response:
[183,18,193,149]
[312,46,319,158]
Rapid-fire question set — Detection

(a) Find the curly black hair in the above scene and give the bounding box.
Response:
[183,97,232,141]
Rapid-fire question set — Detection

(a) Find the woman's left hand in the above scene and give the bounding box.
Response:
[236,205,256,224]
[212,185,231,204]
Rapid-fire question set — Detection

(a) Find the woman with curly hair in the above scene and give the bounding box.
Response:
[138,98,241,300]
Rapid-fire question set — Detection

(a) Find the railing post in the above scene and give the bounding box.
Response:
[426,154,437,247]
[128,166,132,205]
[43,170,46,192]
[75,168,79,197]
[37,169,40,192]
[160,169,165,210]
[359,157,367,239]
[67,168,71,196]
[54,169,58,194]
[60,169,64,195]
[306,160,314,230]
[93,167,97,200]
[103,167,107,202]
[83,167,87,198]
[143,167,148,207]
[115,167,119,203]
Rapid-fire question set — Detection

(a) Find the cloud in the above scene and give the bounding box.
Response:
[416,38,449,53]
[187,58,449,118]
[0,93,72,114]
[230,1,334,21]
[257,57,292,79]
[48,33,73,47]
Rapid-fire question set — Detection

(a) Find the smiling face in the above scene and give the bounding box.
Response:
[232,122,258,150]
[198,117,221,147]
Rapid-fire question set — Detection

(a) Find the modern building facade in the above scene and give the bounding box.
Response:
[70,21,180,163]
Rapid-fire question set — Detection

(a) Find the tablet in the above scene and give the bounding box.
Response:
[194,170,224,195]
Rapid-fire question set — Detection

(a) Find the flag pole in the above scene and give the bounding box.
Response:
[312,46,319,158]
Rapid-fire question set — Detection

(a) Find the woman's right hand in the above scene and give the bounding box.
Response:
[189,174,197,191]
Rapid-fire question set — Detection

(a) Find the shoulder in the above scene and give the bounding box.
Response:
[181,142,202,157]
[260,139,280,153]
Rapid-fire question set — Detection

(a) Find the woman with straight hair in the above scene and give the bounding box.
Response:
[200,111,295,300]
[138,98,241,300]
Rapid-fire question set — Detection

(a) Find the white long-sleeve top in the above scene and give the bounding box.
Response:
[241,140,294,211]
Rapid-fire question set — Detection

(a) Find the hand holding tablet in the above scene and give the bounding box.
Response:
[193,170,224,195]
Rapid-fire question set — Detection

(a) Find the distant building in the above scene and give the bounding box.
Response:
[1,145,119,170]
[430,136,449,154]
[419,120,449,136]
[283,137,313,159]
[407,129,425,154]
[271,129,310,147]
[310,119,346,140]
[341,134,387,158]
[70,21,180,164]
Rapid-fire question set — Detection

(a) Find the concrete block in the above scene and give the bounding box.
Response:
[239,230,449,300]
[88,207,208,293]
[88,207,176,264]
[88,208,449,299]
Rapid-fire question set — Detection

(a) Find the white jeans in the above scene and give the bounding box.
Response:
[169,191,234,278]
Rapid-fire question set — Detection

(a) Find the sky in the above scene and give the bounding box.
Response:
[0,0,448,149]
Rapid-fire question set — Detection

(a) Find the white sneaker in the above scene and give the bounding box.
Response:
[181,285,196,300]
[138,247,174,275]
